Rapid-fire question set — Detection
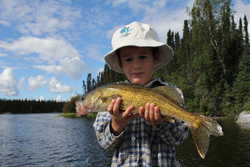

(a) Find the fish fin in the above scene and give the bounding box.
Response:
[191,116,223,159]
[163,116,176,123]
[152,86,184,105]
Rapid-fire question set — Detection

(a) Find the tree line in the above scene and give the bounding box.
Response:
[0,99,64,114]
[80,0,250,116]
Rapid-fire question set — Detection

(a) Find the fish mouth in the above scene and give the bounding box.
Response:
[217,124,224,136]
[79,105,93,112]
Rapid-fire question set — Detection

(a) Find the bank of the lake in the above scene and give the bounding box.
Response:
[60,112,97,119]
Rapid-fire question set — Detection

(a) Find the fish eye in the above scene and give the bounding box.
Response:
[100,97,108,103]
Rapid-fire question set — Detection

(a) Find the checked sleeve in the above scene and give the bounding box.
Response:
[93,112,125,151]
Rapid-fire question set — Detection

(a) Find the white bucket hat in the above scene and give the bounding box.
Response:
[104,21,174,73]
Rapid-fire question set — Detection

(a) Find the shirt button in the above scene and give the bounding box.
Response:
[131,136,136,144]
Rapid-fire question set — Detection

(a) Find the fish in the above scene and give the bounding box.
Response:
[80,83,223,159]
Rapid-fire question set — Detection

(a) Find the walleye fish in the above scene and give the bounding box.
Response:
[80,83,223,159]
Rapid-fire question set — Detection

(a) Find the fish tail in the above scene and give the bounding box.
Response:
[190,115,223,159]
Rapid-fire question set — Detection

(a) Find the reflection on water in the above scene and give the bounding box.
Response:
[237,124,250,167]
[177,118,250,167]
[0,114,249,167]
[0,114,111,167]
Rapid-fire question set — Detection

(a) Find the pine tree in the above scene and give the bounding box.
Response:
[174,32,181,49]
[167,30,174,48]
[86,73,92,93]
[239,18,243,40]
[181,20,192,78]
[244,15,249,45]
[232,47,250,111]
[82,80,87,94]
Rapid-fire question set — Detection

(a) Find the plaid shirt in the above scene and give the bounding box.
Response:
[93,79,189,167]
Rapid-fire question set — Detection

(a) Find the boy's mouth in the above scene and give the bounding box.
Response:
[131,72,144,77]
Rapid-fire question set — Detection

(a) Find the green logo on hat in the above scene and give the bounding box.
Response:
[120,26,132,36]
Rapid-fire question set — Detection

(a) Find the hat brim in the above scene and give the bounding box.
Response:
[104,40,173,73]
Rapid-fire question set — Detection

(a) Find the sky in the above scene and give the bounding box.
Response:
[0,0,250,101]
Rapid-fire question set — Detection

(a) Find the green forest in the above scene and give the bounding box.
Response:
[0,99,64,114]
[79,0,250,116]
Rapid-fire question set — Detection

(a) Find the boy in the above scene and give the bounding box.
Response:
[78,21,188,167]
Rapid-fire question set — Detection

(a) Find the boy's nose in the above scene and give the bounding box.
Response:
[132,58,143,68]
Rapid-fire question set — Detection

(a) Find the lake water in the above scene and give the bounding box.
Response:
[0,113,249,167]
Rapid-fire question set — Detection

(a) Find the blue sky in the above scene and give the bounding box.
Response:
[0,0,249,101]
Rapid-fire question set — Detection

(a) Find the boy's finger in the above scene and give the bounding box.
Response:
[149,103,155,122]
[107,99,115,113]
[139,106,144,117]
[122,105,135,119]
[154,106,160,121]
[113,98,122,114]
[144,103,150,121]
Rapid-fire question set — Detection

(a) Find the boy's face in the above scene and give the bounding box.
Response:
[119,46,156,85]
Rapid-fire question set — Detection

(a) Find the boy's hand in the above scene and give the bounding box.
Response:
[107,97,136,134]
[139,103,163,126]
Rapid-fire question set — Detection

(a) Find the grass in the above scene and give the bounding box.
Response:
[243,101,250,111]
[60,112,77,118]
[59,112,97,119]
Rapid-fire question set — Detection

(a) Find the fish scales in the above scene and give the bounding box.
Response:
[105,84,195,123]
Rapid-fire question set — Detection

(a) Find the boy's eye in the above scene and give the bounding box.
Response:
[139,55,147,59]
[125,57,133,62]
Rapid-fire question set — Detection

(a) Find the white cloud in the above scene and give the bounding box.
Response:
[28,75,47,91]
[60,56,85,78]
[109,0,173,15]
[0,20,10,26]
[0,0,80,35]
[81,7,113,30]
[106,25,121,40]
[98,67,104,73]
[34,65,63,75]
[143,8,190,40]
[234,0,250,32]
[54,95,63,102]
[0,68,19,96]
[234,0,250,18]
[0,37,85,79]
[86,44,105,62]
[142,0,193,40]
[18,77,26,90]
[36,96,45,101]
[49,77,73,93]
[109,0,153,13]
[109,0,127,6]
[0,53,7,57]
